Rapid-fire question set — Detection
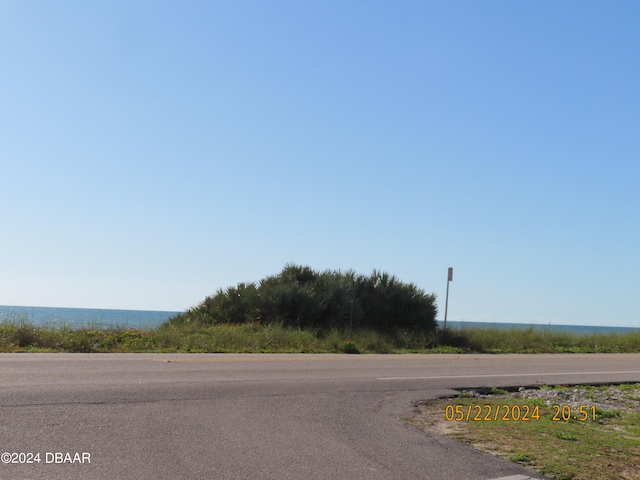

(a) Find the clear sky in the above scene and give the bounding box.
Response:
[1,1,638,326]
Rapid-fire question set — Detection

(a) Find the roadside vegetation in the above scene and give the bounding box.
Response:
[1,264,639,353]
[438,327,640,354]
[0,318,439,353]
[2,319,640,354]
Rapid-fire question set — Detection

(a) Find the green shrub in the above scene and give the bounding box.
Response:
[170,264,438,335]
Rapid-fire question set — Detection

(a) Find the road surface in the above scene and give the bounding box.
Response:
[1,353,640,479]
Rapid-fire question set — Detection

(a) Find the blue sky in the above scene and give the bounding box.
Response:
[1,1,638,326]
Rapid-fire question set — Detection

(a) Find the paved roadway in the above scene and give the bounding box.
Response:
[1,353,640,480]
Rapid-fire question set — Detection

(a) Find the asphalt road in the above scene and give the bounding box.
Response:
[2,353,640,480]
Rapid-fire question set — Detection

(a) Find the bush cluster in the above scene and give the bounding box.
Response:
[169,264,438,334]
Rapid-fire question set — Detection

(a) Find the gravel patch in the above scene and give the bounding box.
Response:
[458,383,640,413]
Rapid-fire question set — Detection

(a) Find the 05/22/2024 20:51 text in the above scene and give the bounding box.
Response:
[444,404,598,422]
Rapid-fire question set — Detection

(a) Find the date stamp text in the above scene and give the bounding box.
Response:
[445,403,597,422]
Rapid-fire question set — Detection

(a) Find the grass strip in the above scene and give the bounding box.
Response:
[2,317,640,354]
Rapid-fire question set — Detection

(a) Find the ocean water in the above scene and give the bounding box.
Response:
[0,305,637,334]
[0,305,181,330]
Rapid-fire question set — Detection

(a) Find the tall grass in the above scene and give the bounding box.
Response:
[2,317,639,354]
[154,322,323,353]
[440,326,640,353]
[0,318,160,352]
